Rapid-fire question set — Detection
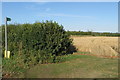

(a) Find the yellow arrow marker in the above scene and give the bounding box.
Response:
[4,50,7,58]
[7,51,10,58]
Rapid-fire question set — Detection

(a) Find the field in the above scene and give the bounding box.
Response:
[71,36,119,57]
[22,36,118,78]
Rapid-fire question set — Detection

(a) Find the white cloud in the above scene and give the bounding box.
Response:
[25,5,36,10]
[38,13,92,18]
[35,2,47,5]
[45,8,51,12]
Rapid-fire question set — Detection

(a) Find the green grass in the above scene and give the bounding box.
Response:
[23,53,118,78]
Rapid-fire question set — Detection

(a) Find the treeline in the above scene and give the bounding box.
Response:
[67,31,120,37]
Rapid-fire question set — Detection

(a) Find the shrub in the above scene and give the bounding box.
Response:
[2,20,73,66]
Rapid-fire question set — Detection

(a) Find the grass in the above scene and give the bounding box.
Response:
[23,52,118,78]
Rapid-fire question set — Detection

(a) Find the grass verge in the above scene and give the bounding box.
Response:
[24,52,118,78]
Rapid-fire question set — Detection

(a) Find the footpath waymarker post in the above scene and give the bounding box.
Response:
[4,17,11,58]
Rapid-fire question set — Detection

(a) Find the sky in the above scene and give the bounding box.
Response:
[2,2,118,32]
[1,0,119,2]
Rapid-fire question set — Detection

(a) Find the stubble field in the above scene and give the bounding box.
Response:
[71,36,119,57]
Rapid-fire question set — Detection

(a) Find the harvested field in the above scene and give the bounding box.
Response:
[71,36,119,57]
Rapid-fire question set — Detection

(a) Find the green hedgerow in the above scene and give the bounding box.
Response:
[2,20,73,66]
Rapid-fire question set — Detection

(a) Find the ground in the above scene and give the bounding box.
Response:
[24,54,118,78]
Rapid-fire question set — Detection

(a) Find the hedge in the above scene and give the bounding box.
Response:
[2,20,73,68]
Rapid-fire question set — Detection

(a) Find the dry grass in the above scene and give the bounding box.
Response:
[71,36,119,57]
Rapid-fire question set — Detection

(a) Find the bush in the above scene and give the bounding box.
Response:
[2,20,73,66]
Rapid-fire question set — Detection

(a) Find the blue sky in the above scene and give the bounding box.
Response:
[2,2,118,32]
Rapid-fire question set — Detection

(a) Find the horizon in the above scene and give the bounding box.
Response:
[2,2,118,33]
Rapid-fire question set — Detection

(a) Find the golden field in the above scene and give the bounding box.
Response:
[71,36,119,57]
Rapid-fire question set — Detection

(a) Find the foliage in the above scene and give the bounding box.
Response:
[67,31,120,37]
[2,54,28,77]
[2,21,73,76]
